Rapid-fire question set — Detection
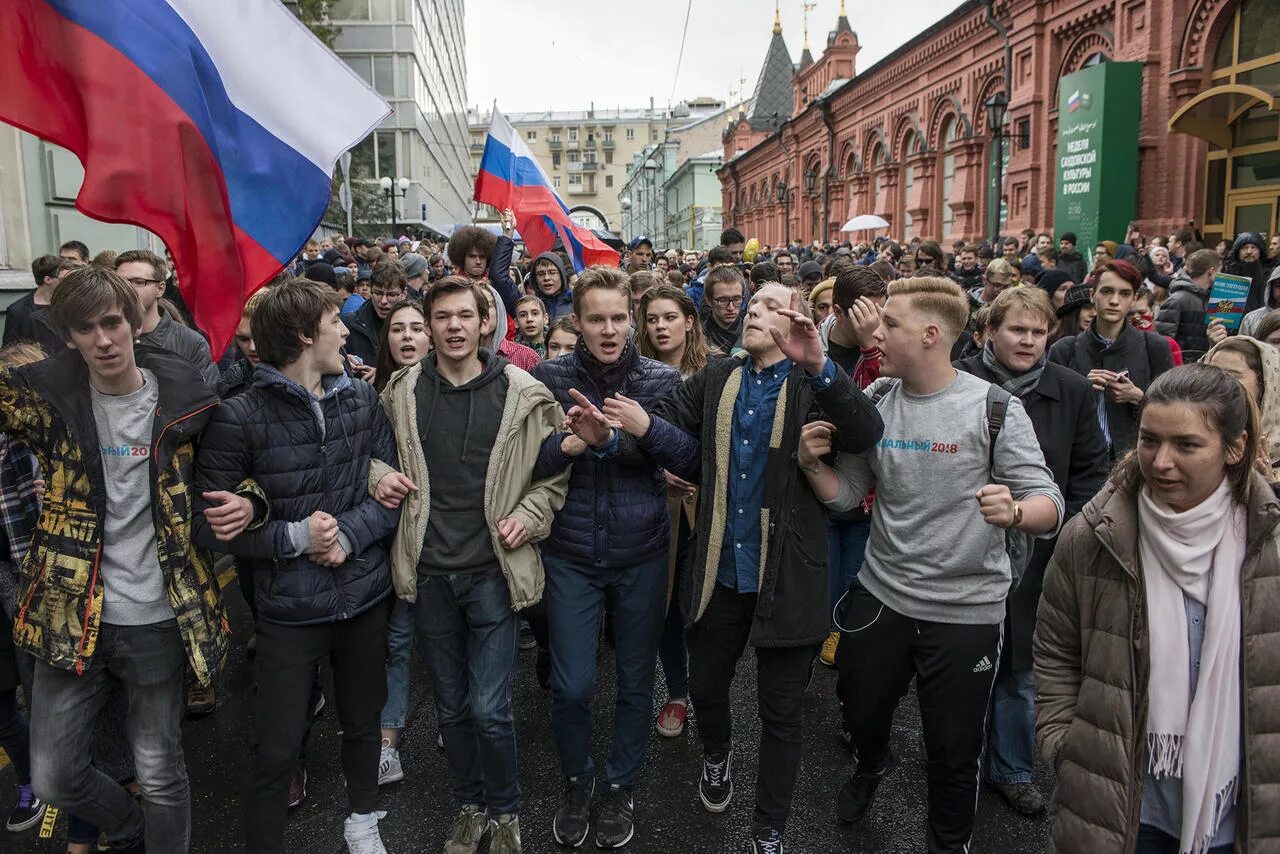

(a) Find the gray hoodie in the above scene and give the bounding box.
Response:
[1240,264,1280,337]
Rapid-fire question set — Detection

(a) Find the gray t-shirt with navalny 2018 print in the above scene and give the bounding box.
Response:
[92,368,174,626]
[824,371,1064,626]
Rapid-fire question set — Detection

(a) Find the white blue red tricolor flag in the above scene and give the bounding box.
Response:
[0,0,391,353]
[474,109,620,271]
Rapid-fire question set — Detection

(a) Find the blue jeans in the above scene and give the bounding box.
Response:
[827,518,871,622]
[30,620,189,854]
[543,552,667,789]
[381,598,415,730]
[987,665,1035,784]
[415,567,520,815]
[1136,824,1233,854]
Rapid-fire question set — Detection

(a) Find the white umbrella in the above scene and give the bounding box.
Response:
[840,214,890,232]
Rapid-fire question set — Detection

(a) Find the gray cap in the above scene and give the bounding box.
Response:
[400,252,427,279]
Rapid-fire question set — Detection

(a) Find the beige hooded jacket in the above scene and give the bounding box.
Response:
[370,360,570,609]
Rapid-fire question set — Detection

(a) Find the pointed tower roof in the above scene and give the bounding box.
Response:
[747,8,794,132]
[835,0,854,37]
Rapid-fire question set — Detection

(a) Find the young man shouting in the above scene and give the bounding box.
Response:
[192,279,400,854]
[371,276,570,854]
[801,277,1063,854]
[0,266,228,854]
[590,283,884,854]
[531,267,689,850]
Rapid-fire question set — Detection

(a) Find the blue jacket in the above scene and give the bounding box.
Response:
[340,300,382,366]
[532,349,694,568]
[193,366,400,625]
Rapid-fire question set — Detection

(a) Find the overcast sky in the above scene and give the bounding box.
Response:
[464,0,964,114]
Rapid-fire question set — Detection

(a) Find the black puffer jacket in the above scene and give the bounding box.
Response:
[532,347,687,568]
[193,366,399,625]
[1154,271,1211,358]
[340,300,383,366]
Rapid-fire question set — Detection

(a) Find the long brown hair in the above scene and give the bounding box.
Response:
[1111,363,1261,506]
[374,299,427,392]
[637,285,708,377]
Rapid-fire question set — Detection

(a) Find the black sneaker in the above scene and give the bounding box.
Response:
[536,648,551,692]
[749,826,784,854]
[593,784,634,849]
[518,619,537,651]
[5,783,46,832]
[552,776,593,848]
[836,750,896,824]
[698,751,733,813]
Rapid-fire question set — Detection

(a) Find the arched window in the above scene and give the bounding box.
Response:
[939,117,959,239]
[900,130,920,240]
[872,143,887,212]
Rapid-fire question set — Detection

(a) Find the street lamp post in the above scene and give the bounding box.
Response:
[379,175,411,232]
[984,93,1008,243]
[804,167,818,243]
[776,180,790,246]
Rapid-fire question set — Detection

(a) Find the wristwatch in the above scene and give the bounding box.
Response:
[1011,502,1023,528]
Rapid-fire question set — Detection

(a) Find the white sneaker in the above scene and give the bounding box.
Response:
[344,811,389,854]
[378,745,404,785]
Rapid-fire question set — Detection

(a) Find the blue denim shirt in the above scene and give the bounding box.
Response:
[717,357,837,592]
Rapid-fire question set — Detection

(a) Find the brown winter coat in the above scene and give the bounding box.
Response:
[1034,474,1280,854]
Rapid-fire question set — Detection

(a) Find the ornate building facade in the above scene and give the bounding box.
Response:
[720,0,1280,250]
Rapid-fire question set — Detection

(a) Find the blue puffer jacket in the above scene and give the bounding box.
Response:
[193,366,400,625]
[532,348,693,568]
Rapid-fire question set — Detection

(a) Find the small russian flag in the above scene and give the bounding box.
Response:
[1067,90,1082,113]
[474,109,620,272]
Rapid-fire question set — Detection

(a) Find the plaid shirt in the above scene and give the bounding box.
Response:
[0,432,40,566]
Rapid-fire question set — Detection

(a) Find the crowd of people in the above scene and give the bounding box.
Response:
[0,213,1277,854]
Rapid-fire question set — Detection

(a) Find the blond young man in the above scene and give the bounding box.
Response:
[800,277,1064,853]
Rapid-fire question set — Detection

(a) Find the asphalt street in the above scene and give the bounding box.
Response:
[1,575,1052,853]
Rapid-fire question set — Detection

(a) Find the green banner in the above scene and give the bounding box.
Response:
[1054,62,1142,252]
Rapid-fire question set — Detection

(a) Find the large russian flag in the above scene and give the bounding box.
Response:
[0,0,391,354]
[474,110,620,272]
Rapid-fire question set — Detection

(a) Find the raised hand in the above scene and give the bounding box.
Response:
[564,388,615,447]
[770,290,826,375]
[602,393,651,437]
[976,484,1017,528]
[846,296,883,350]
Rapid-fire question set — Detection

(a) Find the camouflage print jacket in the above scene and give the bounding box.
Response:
[0,344,229,684]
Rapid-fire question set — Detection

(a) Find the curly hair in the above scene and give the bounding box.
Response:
[447,226,497,271]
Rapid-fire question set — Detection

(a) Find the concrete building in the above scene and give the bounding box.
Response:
[327,0,472,236]
[467,97,730,234]
[665,152,725,251]
[0,129,162,325]
[721,0,1280,250]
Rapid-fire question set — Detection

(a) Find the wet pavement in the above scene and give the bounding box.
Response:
[3,577,1052,852]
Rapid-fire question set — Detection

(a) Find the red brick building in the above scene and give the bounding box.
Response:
[720,0,1280,250]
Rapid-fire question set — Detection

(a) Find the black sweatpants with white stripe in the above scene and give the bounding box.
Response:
[835,580,1002,854]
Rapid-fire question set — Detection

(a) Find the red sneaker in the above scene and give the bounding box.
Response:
[656,698,688,737]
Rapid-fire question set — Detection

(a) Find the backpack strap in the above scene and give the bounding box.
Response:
[869,378,900,406]
[985,384,1012,472]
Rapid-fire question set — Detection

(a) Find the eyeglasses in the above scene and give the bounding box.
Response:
[710,296,741,307]
[371,289,405,299]
[126,277,163,287]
